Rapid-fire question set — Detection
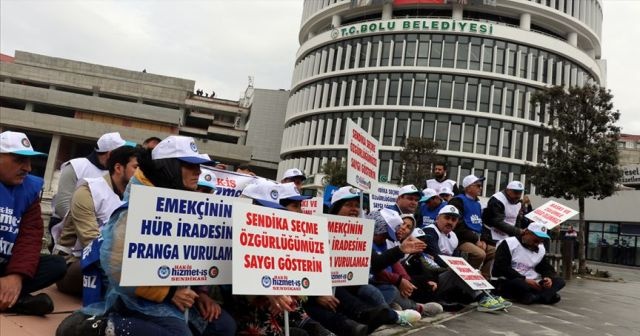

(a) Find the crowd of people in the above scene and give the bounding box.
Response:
[0,130,565,336]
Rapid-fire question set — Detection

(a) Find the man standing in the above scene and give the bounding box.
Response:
[482,181,525,245]
[448,175,495,280]
[426,162,460,195]
[493,223,565,305]
[0,131,66,315]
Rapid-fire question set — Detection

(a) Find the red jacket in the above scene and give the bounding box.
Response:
[5,200,44,279]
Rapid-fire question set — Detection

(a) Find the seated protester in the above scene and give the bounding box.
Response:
[493,222,565,305]
[481,181,526,246]
[370,209,431,321]
[422,205,510,312]
[0,131,66,316]
[448,175,495,280]
[438,187,454,203]
[415,188,447,228]
[58,136,236,336]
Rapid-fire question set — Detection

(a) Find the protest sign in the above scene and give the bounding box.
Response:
[205,166,258,198]
[440,255,494,290]
[301,197,324,215]
[322,214,374,286]
[120,184,234,286]
[525,200,579,229]
[232,203,332,295]
[346,119,379,192]
[370,182,400,210]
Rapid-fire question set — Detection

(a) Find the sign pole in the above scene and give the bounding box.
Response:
[284,310,290,336]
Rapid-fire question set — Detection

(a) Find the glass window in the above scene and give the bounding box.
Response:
[364,75,375,105]
[486,161,497,194]
[404,34,417,66]
[353,75,364,106]
[426,74,439,107]
[413,73,426,106]
[400,73,413,105]
[492,83,503,114]
[376,74,388,104]
[359,38,370,68]
[531,49,539,81]
[467,78,478,111]
[452,77,465,110]
[504,84,515,116]
[489,123,500,156]
[381,35,392,67]
[502,127,512,158]
[383,115,395,145]
[457,36,469,69]
[370,37,380,67]
[482,40,494,72]
[372,112,383,140]
[423,119,435,140]
[463,122,475,153]
[435,119,449,149]
[507,45,516,76]
[469,37,481,70]
[442,35,456,68]
[333,80,342,107]
[417,35,430,66]
[479,80,491,112]
[343,77,353,106]
[410,113,422,137]
[540,51,548,83]
[518,46,529,78]
[349,41,358,69]
[361,111,371,131]
[392,35,404,66]
[430,35,443,67]
[514,126,523,160]
[449,122,461,151]
[498,162,509,189]
[526,128,534,161]
[388,74,400,105]
[396,112,409,146]
[516,86,526,118]
[495,41,506,74]
[379,159,390,180]
[439,75,453,108]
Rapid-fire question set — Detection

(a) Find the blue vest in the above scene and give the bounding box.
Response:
[455,194,483,233]
[419,201,447,228]
[0,175,43,265]
[81,235,105,307]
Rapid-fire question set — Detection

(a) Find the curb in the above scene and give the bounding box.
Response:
[371,306,476,336]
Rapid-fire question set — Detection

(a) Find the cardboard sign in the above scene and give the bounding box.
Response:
[346,119,379,192]
[206,167,258,198]
[370,183,400,211]
[301,197,324,215]
[440,255,494,290]
[232,203,332,295]
[120,185,234,286]
[525,200,579,229]
[321,214,374,286]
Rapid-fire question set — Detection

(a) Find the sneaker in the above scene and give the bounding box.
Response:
[494,296,512,309]
[477,296,503,312]
[8,293,54,316]
[395,309,422,326]
[418,302,444,317]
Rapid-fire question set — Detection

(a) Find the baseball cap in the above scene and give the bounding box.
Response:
[241,179,285,209]
[439,186,454,196]
[197,170,217,190]
[278,182,312,201]
[282,168,306,181]
[378,208,403,241]
[462,175,485,188]
[330,186,361,205]
[438,205,461,217]
[411,227,426,238]
[152,136,214,165]
[0,131,47,156]
[96,132,134,152]
[398,184,422,198]
[506,181,525,191]
[419,188,439,203]
[527,222,550,239]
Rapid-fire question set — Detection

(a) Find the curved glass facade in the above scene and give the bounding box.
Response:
[282,0,604,196]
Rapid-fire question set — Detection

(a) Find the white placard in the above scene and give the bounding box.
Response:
[346,119,379,192]
[439,255,494,290]
[206,167,258,198]
[321,214,374,286]
[120,185,234,286]
[525,200,579,229]
[301,197,324,215]
[370,182,400,211]
[232,203,332,295]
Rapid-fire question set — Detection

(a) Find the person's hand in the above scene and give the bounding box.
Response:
[400,236,427,254]
[171,287,199,312]
[541,277,552,289]
[399,278,416,298]
[525,279,542,291]
[196,292,221,321]
[427,281,438,292]
[476,240,487,250]
[0,274,22,311]
[316,296,340,312]
[267,295,294,314]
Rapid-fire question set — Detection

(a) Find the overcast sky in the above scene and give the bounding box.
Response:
[1,0,639,133]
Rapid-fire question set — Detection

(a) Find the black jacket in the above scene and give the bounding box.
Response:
[481,192,525,244]
[493,237,557,280]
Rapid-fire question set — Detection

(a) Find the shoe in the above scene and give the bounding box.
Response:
[343,319,368,336]
[418,302,444,317]
[395,309,421,326]
[494,296,512,309]
[477,296,503,312]
[8,293,54,316]
[546,294,561,305]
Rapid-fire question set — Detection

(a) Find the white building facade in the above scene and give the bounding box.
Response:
[279,0,605,196]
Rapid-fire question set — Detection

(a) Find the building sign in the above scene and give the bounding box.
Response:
[232,203,332,295]
[120,185,234,286]
[346,119,379,192]
[332,19,494,39]
[621,164,640,185]
[440,255,494,290]
[525,201,578,229]
[322,214,374,286]
[370,182,400,210]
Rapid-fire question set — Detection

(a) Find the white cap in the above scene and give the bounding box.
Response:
[197,170,217,190]
[96,132,132,152]
[282,168,306,180]
[330,186,361,205]
[439,186,454,196]
[419,188,438,203]
[379,208,403,240]
[506,181,525,191]
[152,136,213,164]
[438,205,461,217]
[241,179,285,209]
[0,131,46,156]
[411,227,426,238]
[398,184,422,197]
[527,222,550,239]
[462,175,485,188]
[277,182,311,201]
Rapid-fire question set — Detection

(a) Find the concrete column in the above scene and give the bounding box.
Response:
[452,4,463,20]
[382,2,393,20]
[331,14,341,28]
[43,134,61,193]
[520,13,531,31]
[567,32,578,47]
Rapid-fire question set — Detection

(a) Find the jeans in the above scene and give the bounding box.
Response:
[303,299,353,336]
[373,283,416,310]
[190,308,237,336]
[0,254,67,296]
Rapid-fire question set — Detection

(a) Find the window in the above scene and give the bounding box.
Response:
[495,41,506,74]
[410,113,422,137]
[463,117,475,153]
[435,115,449,149]
[449,120,462,151]
[343,77,353,106]
[417,35,430,66]
[372,112,384,140]
[370,37,380,67]
[359,38,370,68]
[430,35,443,67]
[507,44,516,76]
[426,74,439,107]
[483,40,494,72]
[457,36,469,69]
[388,74,400,105]
[383,115,395,145]
[376,74,388,104]
[413,73,426,106]
[381,35,392,66]
[504,83,515,116]
[364,75,375,105]
[518,46,529,78]
[439,75,453,108]
[396,112,409,146]
[442,35,456,68]
[392,35,404,66]
[423,113,436,140]
[489,120,500,156]
[400,73,413,105]
[353,75,364,106]
[479,80,491,112]
[452,77,465,110]
[467,78,478,111]
[404,34,417,66]
[502,122,512,158]
[492,82,503,114]
[469,37,482,70]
